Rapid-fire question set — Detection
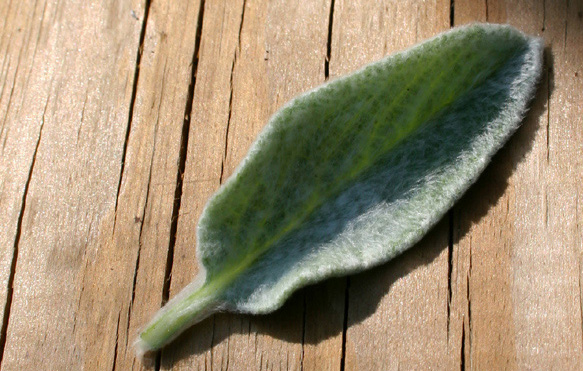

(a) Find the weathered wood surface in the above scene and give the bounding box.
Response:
[0,0,581,369]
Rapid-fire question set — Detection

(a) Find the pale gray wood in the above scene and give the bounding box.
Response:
[1,0,581,369]
[0,0,146,369]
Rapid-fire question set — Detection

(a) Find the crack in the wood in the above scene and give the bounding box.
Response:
[73,216,93,332]
[77,88,89,145]
[466,272,472,370]
[0,95,47,366]
[579,258,583,352]
[485,0,489,21]
[546,52,552,163]
[300,291,306,371]
[340,276,350,371]
[125,8,169,358]
[3,0,49,144]
[542,0,546,31]
[220,0,247,185]
[447,210,454,338]
[449,0,455,27]
[113,0,152,231]
[564,0,569,50]
[161,0,206,305]
[209,315,216,371]
[125,109,162,350]
[577,190,580,252]
[129,61,166,330]
[459,234,473,370]
[111,311,121,371]
[460,323,465,371]
[72,283,85,336]
[156,1,206,369]
[253,323,259,366]
[155,350,161,371]
[545,187,549,228]
[124,303,133,350]
[225,322,231,371]
[220,61,235,184]
[324,0,335,79]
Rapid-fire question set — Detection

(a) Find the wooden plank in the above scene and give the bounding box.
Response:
[448,5,523,367]
[158,0,248,368]
[328,1,453,370]
[1,0,206,368]
[0,0,147,369]
[0,0,49,348]
[452,0,583,369]
[91,0,203,370]
[161,0,333,369]
[0,0,579,369]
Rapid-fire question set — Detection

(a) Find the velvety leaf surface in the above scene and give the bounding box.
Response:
[137,23,543,354]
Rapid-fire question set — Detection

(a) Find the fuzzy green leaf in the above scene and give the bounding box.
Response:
[136,23,543,354]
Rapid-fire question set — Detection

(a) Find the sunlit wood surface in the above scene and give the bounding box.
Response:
[0,0,581,369]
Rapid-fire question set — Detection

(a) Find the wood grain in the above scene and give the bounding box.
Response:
[0,0,581,369]
[102,0,204,370]
[0,0,49,347]
[0,0,146,369]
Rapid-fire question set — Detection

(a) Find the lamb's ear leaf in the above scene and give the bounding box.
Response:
[136,23,543,355]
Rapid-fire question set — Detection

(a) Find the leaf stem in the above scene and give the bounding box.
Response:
[136,282,219,355]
